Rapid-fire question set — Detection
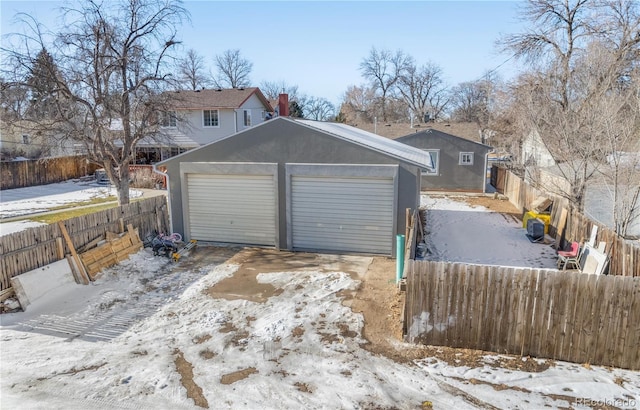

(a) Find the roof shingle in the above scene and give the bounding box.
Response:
[168,87,273,111]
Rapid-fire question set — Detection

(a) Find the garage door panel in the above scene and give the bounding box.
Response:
[292,214,393,226]
[291,175,393,254]
[187,173,276,246]
[190,213,272,224]
[291,206,392,217]
[189,228,271,243]
[291,186,393,196]
[291,219,391,229]
[292,196,393,206]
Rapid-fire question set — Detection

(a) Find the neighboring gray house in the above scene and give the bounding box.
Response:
[155,117,434,256]
[396,129,492,192]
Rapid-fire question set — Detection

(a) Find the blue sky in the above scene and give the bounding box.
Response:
[1,1,525,106]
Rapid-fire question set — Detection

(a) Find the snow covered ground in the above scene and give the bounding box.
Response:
[0,180,144,236]
[1,250,639,408]
[421,195,559,269]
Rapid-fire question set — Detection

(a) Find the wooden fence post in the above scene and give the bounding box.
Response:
[58,221,90,285]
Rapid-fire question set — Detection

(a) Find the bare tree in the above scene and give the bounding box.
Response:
[359,47,411,122]
[176,48,210,90]
[483,80,522,158]
[592,0,640,82]
[498,0,602,211]
[397,61,449,122]
[0,77,29,122]
[450,79,491,125]
[1,0,189,205]
[590,53,640,237]
[340,84,377,123]
[500,0,592,110]
[213,49,252,89]
[259,80,300,101]
[304,97,335,121]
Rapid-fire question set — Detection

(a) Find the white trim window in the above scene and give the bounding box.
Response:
[243,110,252,127]
[203,109,219,127]
[459,152,474,165]
[160,111,177,127]
[422,149,439,176]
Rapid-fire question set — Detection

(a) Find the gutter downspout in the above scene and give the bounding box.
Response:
[483,152,488,193]
[152,164,173,234]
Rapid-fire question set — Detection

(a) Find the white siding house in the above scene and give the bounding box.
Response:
[135,87,274,163]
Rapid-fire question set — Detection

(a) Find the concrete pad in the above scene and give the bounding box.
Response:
[10,259,78,311]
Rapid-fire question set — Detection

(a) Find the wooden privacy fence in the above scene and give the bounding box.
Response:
[0,196,170,292]
[404,260,640,370]
[492,166,640,277]
[1,156,101,190]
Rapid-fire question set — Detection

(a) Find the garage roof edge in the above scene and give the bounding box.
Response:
[293,119,435,170]
[156,117,435,170]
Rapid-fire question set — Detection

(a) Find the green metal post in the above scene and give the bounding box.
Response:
[396,234,405,283]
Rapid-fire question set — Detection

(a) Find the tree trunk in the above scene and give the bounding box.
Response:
[117,164,131,206]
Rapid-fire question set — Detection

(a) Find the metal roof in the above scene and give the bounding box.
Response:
[295,119,435,170]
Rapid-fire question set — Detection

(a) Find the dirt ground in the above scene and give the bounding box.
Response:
[438,193,523,217]
[349,256,552,372]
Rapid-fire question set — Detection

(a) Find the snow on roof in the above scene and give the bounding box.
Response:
[295,119,435,171]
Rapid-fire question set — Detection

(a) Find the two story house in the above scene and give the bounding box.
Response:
[0,119,78,160]
[134,87,275,164]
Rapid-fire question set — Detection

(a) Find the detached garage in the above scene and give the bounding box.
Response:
[156,117,433,256]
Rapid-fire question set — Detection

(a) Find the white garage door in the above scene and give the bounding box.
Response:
[291,176,394,254]
[186,173,276,246]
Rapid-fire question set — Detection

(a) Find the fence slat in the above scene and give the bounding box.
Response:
[558,273,579,362]
[624,279,640,368]
[549,272,567,360]
[612,277,632,368]
[454,263,468,347]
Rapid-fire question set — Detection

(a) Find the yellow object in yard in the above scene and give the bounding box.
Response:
[172,239,197,262]
[523,211,551,234]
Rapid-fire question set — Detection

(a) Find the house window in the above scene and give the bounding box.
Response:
[22,134,30,144]
[160,111,177,127]
[203,110,219,127]
[422,149,439,176]
[459,152,474,165]
[243,110,252,127]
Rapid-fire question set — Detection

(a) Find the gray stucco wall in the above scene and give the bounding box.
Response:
[397,131,490,192]
[160,118,421,253]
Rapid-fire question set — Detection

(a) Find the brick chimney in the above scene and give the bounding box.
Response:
[278,93,289,117]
